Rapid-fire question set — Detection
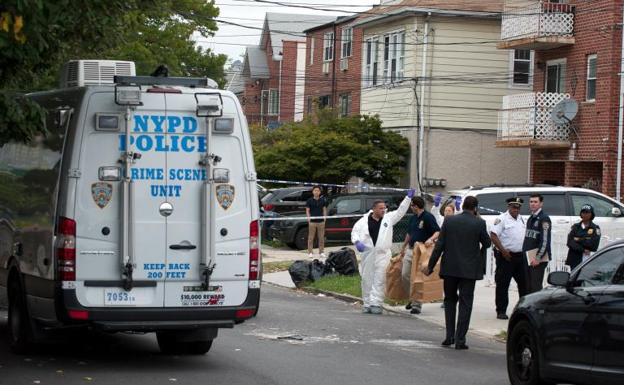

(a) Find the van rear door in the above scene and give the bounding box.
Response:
[74,90,167,307]
[162,92,250,308]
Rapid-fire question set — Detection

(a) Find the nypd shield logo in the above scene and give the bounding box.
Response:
[91,182,113,209]
[216,184,235,210]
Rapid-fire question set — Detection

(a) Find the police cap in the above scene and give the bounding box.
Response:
[506,197,524,207]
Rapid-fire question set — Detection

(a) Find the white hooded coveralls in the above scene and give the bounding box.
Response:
[351,196,411,307]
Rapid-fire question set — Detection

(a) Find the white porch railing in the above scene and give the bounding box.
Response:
[501,1,574,41]
[498,92,571,141]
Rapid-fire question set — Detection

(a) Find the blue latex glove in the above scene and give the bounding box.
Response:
[434,192,442,207]
[455,196,462,211]
[355,241,366,252]
[407,188,415,199]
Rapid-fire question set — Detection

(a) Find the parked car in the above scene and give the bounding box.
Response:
[506,241,624,385]
[269,192,412,250]
[260,186,314,214]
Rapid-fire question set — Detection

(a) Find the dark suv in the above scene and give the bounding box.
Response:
[506,241,624,385]
[268,192,412,250]
[260,187,314,214]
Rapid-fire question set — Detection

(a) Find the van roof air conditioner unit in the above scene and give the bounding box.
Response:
[60,60,136,88]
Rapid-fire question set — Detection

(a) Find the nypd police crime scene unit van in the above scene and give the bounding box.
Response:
[0,60,260,354]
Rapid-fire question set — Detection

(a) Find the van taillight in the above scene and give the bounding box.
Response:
[263,203,274,211]
[56,217,76,281]
[249,220,259,281]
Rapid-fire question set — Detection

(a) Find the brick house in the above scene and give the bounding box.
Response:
[303,15,363,117]
[239,13,334,127]
[497,0,624,200]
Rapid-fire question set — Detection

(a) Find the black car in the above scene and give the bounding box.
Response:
[506,242,624,385]
[269,192,412,250]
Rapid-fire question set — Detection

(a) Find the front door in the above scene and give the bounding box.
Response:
[546,59,566,93]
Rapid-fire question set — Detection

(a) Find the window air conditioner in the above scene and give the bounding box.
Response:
[60,60,136,88]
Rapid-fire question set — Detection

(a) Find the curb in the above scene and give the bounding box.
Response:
[263,277,505,344]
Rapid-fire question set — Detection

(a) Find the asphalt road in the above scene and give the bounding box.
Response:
[0,285,508,385]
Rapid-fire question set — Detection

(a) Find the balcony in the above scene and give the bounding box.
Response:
[498,1,575,50]
[497,92,572,148]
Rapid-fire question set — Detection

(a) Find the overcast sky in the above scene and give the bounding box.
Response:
[201,0,380,63]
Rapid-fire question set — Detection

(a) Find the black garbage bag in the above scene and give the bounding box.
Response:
[288,260,311,287]
[310,259,332,281]
[326,247,359,276]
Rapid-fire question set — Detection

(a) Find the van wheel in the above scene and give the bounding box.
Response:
[8,282,33,354]
[507,320,552,385]
[156,332,213,355]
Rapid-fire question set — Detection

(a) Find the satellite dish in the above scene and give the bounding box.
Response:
[551,98,578,124]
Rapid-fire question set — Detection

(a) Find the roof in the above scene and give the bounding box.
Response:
[303,14,360,33]
[225,61,245,94]
[243,46,270,80]
[354,0,503,28]
[261,13,335,56]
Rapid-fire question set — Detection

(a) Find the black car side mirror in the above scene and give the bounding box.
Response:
[547,271,570,287]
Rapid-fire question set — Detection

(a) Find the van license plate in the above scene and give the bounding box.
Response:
[104,289,139,305]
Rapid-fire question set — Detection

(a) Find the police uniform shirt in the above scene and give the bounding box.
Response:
[522,209,552,260]
[491,210,525,253]
[407,211,440,247]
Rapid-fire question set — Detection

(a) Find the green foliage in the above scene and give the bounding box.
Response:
[0,92,45,146]
[252,112,410,185]
[0,0,226,144]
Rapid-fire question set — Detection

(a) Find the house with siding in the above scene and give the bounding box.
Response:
[354,0,530,190]
[496,0,624,200]
[239,13,334,127]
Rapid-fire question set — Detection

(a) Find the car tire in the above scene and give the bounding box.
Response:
[8,281,34,354]
[157,332,213,355]
[294,227,317,251]
[507,320,552,385]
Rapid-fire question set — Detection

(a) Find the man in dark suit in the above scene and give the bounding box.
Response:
[423,196,491,350]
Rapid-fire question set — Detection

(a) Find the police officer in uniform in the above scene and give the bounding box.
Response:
[522,193,551,294]
[490,197,527,320]
[566,204,601,270]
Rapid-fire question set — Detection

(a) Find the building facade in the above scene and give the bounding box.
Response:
[497,0,624,200]
[304,16,363,118]
[239,13,334,127]
[355,0,530,190]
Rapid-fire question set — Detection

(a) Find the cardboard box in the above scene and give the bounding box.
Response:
[409,243,443,302]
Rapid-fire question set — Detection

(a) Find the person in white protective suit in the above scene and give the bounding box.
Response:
[351,189,414,314]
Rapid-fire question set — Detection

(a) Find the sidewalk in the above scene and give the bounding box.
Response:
[262,244,517,340]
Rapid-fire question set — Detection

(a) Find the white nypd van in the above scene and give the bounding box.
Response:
[0,60,260,354]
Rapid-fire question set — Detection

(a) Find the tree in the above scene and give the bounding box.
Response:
[0,1,226,145]
[252,112,410,186]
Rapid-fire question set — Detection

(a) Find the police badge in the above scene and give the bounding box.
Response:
[216,184,235,210]
[91,182,113,209]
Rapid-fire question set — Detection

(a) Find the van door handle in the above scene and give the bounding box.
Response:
[169,243,197,250]
[556,219,569,224]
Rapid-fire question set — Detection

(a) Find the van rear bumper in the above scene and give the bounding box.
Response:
[59,288,260,331]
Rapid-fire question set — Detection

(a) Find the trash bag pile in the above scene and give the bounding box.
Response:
[288,247,359,287]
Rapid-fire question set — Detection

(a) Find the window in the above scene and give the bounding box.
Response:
[512,50,533,86]
[309,36,315,65]
[341,27,352,58]
[282,190,313,202]
[546,59,566,93]
[574,247,624,287]
[516,193,567,216]
[364,37,379,87]
[323,32,334,62]
[339,93,351,117]
[382,31,405,83]
[571,194,621,218]
[474,193,509,216]
[586,54,597,101]
[268,89,279,115]
[318,95,332,109]
[306,96,313,114]
[336,198,361,214]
